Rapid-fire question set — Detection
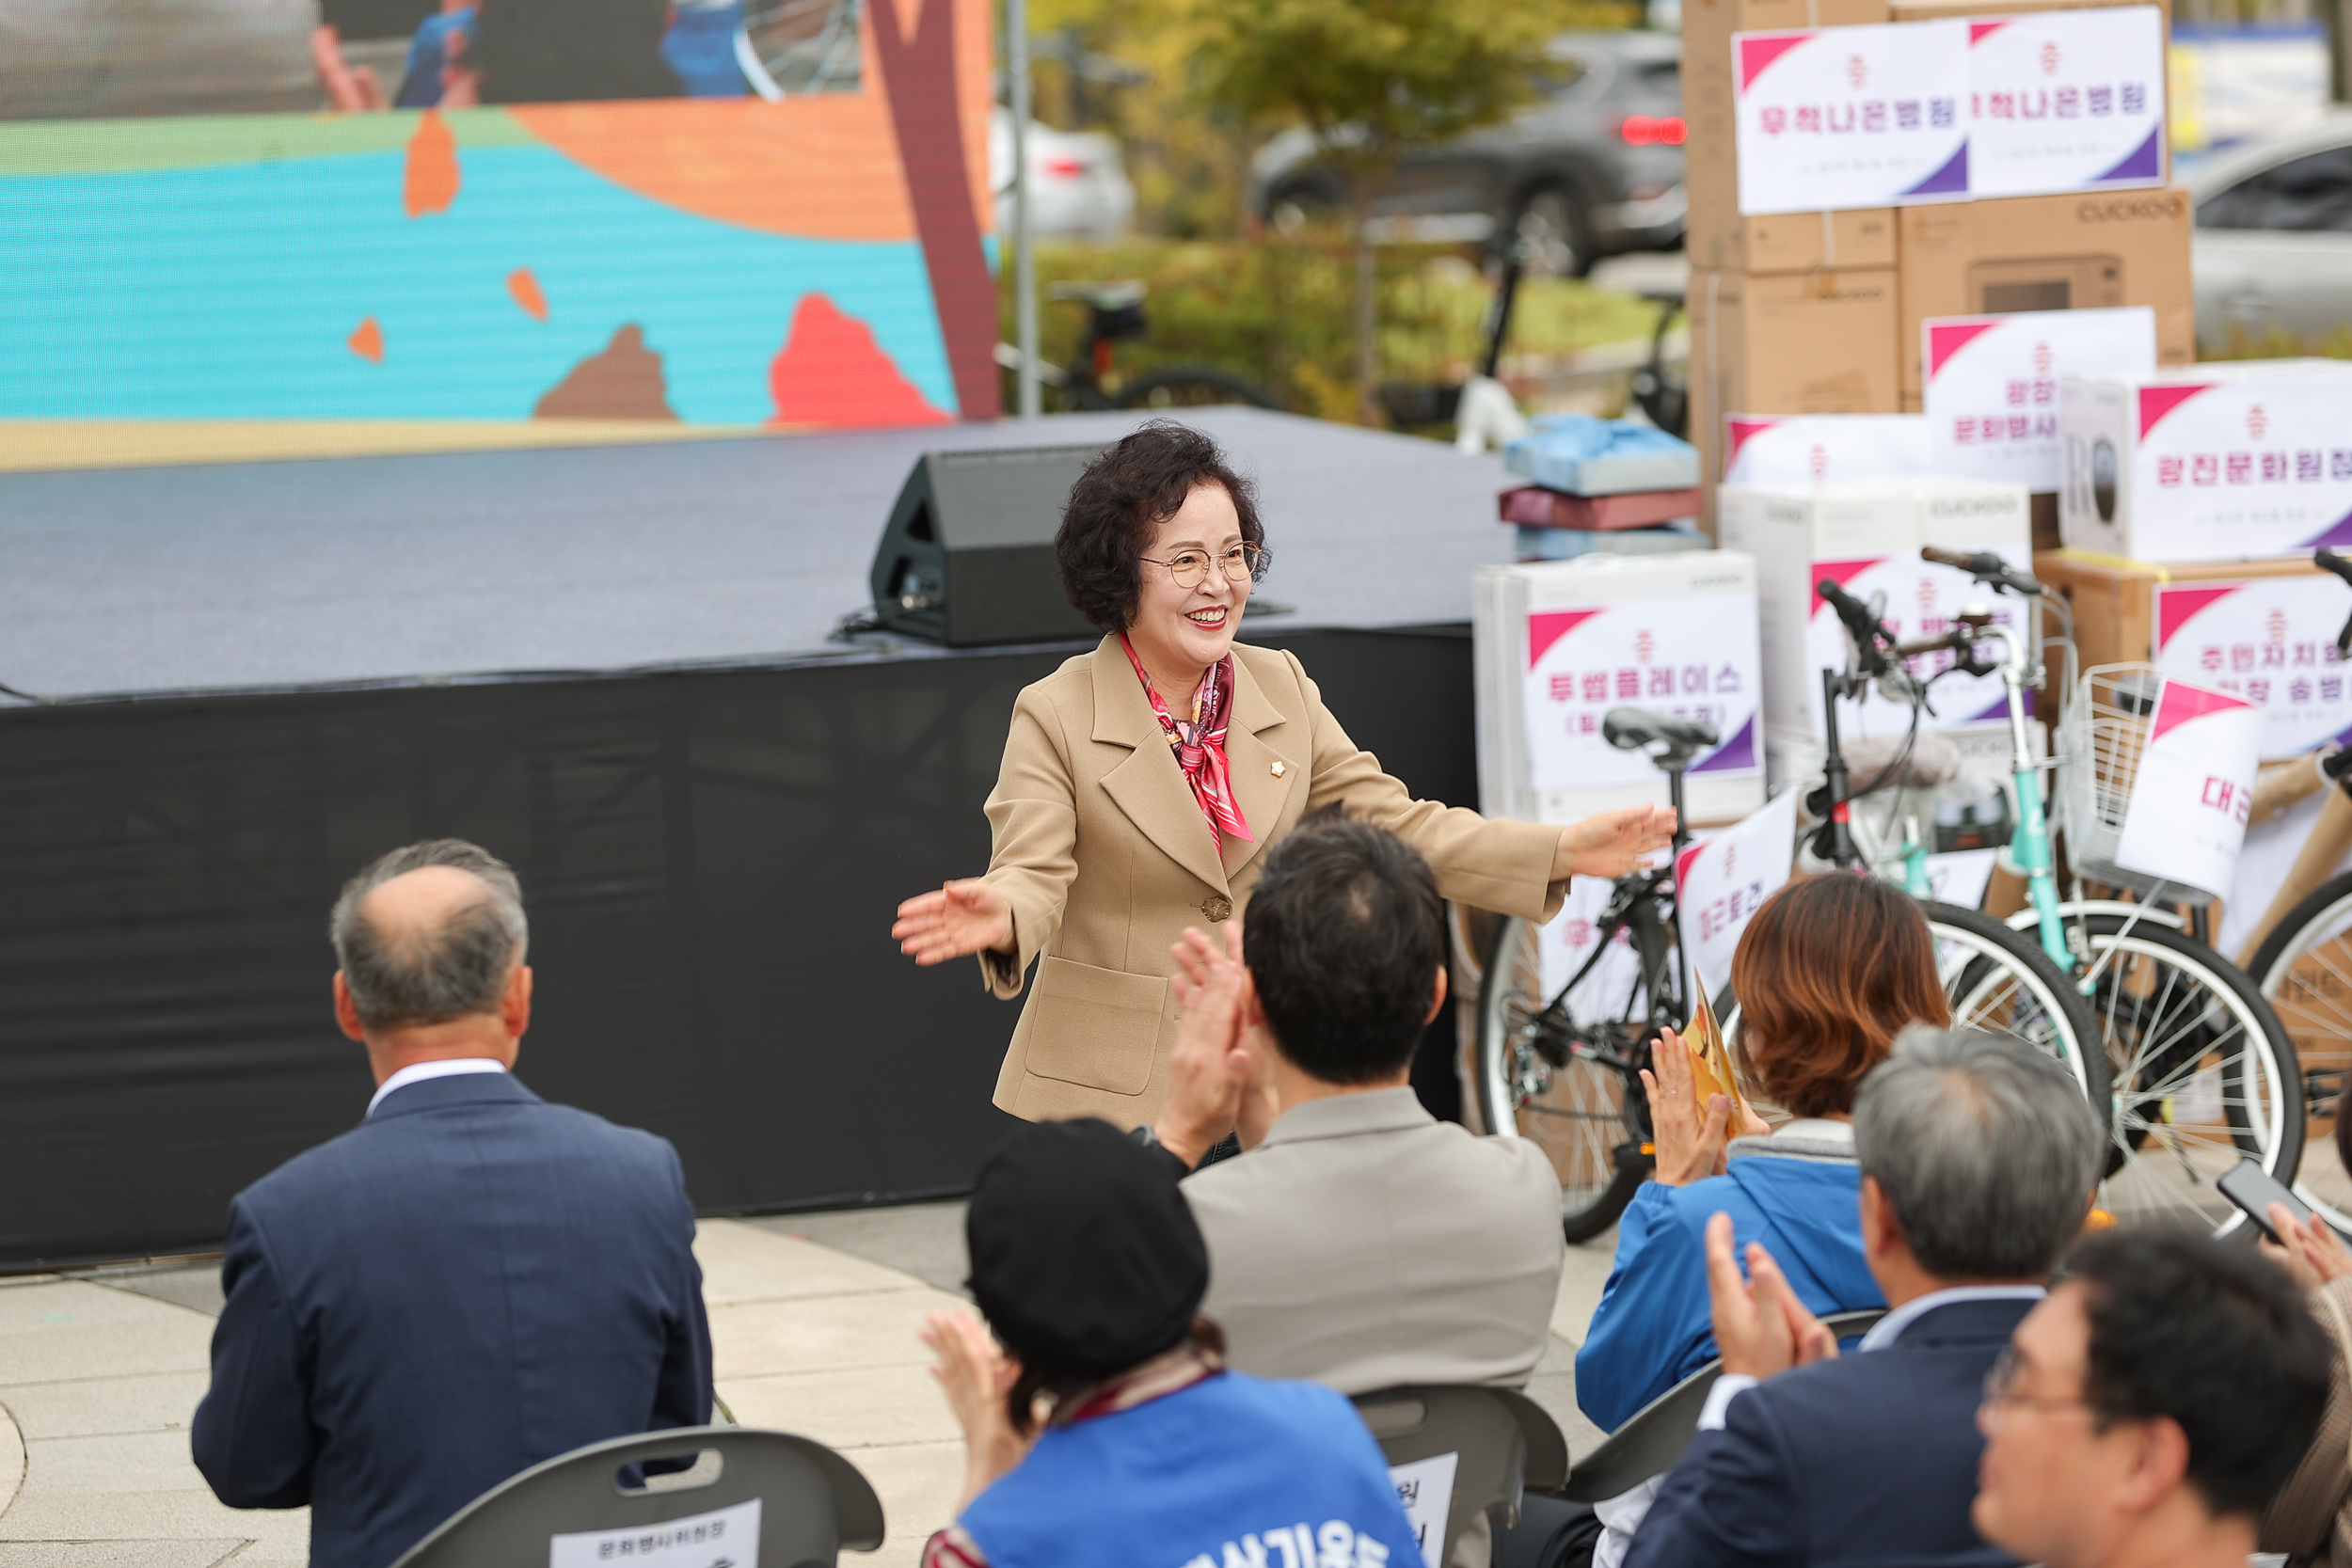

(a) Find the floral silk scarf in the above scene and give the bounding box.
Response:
[1119,635,1253,845]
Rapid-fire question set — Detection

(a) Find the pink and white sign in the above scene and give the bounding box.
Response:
[1804,552,2031,736]
[1924,309,2155,489]
[1723,414,1932,487]
[1674,788,1800,1004]
[2114,374,2352,560]
[2153,577,2352,759]
[1521,596,1764,792]
[1966,8,2168,198]
[2112,679,2264,900]
[1733,21,1972,215]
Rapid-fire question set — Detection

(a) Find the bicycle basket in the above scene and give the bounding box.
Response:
[2055,662,2217,907]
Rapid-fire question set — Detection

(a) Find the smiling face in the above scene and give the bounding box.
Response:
[1124,481,1249,691]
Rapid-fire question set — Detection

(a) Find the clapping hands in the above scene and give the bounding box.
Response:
[1705,1212,1839,1381]
[2260,1203,2352,1292]
[1156,925,1279,1164]
[1642,1025,1770,1187]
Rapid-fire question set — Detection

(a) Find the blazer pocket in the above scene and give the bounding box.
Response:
[1025,957,1168,1096]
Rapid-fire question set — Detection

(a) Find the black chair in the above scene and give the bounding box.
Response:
[1560,1308,1886,1502]
[389,1426,885,1567]
[1352,1385,1571,1566]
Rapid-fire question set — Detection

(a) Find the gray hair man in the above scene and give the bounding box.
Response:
[1613,1027,2106,1568]
[194,839,711,1568]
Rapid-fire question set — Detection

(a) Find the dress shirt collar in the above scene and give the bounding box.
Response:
[1256,1085,1432,1148]
[1858,1283,2046,1351]
[367,1056,508,1117]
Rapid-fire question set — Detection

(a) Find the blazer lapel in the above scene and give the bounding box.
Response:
[1218,653,1297,880]
[1091,639,1232,895]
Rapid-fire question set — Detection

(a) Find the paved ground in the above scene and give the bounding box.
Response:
[0,1204,1619,1567]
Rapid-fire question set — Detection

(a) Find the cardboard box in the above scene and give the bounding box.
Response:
[1718,479,2033,740]
[1472,552,1767,825]
[1896,189,2195,404]
[2056,360,2352,561]
[1683,0,1893,274]
[1501,486,1705,530]
[1889,0,2164,25]
[1688,267,1905,527]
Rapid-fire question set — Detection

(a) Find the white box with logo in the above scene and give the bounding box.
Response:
[2058,360,2352,562]
[1719,479,2033,743]
[1473,551,1766,827]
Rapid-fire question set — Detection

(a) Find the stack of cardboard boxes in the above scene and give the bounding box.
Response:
[1683,0,2197,536]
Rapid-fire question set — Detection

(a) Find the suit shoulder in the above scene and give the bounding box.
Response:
[1012,650,1099,726]
[1233,641,1310,694]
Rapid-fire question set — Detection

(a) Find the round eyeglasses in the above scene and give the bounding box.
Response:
[1138,543,1272,590]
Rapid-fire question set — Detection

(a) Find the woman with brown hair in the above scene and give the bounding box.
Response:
[1573,874,1952,1433]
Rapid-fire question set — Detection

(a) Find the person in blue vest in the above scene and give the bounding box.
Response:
[918,1115,1425,1568]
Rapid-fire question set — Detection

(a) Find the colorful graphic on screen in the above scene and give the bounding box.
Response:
[0,0,997,446]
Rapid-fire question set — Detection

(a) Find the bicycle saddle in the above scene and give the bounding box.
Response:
[1603,707,1718,755]
[1048,279,1148,310]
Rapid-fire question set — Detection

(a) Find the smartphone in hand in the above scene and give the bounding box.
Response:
[2217,1157,2313,1243]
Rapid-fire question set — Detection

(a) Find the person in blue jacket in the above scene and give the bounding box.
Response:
[1575,875,1953,1435]
[918,1111,1426,1568]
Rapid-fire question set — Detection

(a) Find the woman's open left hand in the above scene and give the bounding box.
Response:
[1642,1025,1734,1187]
[893,879,1012,966]
[1556,805,1678,881]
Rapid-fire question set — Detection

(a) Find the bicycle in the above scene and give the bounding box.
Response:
[995,281,1279,413]
[2241,546,2352,1231]
[1864,553,2304,1235]
[1732,572,2107,1113]
[1470,707,1713,1242]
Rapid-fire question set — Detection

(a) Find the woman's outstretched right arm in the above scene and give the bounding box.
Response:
[891,689,1078,999]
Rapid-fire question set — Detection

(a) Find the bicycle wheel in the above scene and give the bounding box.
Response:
[2248,870,2352,1230]
[1718,902,2107,1115]
[1475,914,1652,1243]
[2078,912,2303,1234]
[1114,368,1279,411]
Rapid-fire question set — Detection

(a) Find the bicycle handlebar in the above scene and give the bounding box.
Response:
[1920,546,2042,597]
[1817,578,1893,673]
[2317,548,2352,589]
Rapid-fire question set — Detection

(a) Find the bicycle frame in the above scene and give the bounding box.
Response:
[1973,622,2072,970]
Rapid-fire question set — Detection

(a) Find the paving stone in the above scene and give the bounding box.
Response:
[23,1434,215,1500]
[0,1377,207,1446]
[693,1223,918,1307]
[828,1441,965,1568]
[0,1287,186,1340]
[721,1363,961,1450]
[707,1289,969,1381]
[0,1405,21,1515]
[752,1201,971,1297]
[0,1541,246,1567]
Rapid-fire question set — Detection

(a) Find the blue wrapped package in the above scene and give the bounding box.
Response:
[1503,414,1701,497]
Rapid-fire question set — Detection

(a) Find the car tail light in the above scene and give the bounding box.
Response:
[1042,156,1087,178]
[1620,115,1687,146]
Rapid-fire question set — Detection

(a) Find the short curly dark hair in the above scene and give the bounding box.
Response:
[1055,420,1266,631]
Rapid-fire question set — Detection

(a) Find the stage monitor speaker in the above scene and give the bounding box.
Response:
[869,444,1105,646]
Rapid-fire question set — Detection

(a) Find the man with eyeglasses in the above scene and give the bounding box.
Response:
[1973,1228,2330,1568]
[1616,1028,2105,1568]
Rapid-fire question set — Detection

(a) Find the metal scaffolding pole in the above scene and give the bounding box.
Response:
[1009,0,1040,419]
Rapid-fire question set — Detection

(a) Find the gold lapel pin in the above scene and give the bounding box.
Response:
[1271,760,1286,776]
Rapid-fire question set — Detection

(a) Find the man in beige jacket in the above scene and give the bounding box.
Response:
[1152,812,1565,1567]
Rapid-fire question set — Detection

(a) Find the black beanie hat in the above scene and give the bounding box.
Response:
[964,1117,1210,1378]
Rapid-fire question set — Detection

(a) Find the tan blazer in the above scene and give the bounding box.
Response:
[979,635,1568,1126]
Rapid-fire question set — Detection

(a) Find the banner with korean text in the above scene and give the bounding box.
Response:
[1520,597,1764,794]
[1733,5,2167,213]
[2153,578,2352,760]
[2112,679,2263,901]
[1675,788,1801,1006]
[1925,309,2155,489]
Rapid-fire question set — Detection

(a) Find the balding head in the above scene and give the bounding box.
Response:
[331,841,528,1033]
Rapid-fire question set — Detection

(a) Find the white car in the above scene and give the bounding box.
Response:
[990,109,1137,242]
[2191,114,2352,352]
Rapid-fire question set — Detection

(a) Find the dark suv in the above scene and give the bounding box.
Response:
[1246,30,1685,277]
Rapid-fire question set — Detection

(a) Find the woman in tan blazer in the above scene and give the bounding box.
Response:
[893,421,1674,1130]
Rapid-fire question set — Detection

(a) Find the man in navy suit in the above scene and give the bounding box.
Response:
[193,839,711,1568]
[1619,1027,2106,1568]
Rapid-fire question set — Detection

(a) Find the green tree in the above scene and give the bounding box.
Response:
[1188,0,1573,421]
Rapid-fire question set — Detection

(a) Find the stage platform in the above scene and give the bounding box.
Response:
[0,410,1524,1267]
[0,408,1516,702]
